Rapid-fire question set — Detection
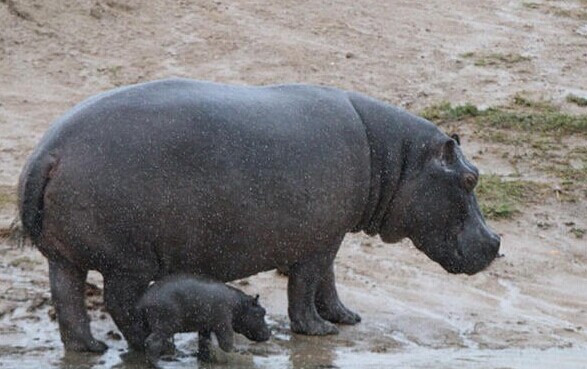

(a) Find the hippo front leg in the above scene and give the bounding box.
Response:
[103,273,153,351]
[315,264,361,325]
[287,252,339,336]
[48,260,108,353]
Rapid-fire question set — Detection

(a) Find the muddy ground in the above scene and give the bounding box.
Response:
[1,0,586,368]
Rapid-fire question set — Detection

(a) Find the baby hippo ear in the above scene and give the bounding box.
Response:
[254,294,260,304]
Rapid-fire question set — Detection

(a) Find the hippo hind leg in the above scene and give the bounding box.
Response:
[315,264,361,325]
[144,331,174,368]
[48,259,108,353]
[196,330,213,362]
[103,272,153,351]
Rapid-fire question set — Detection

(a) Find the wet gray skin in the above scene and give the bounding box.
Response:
[136,274,270,367]
[17,78,500,353]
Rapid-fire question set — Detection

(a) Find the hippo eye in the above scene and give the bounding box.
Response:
[463,172,478,192]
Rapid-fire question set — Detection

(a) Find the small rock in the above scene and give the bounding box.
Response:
[537,222,551,230]
[345,52,355,59]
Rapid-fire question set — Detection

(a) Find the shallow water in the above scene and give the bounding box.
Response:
[2,312,585,369]
[3,342,586,369]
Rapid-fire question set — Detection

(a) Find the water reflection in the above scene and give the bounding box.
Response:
[58,351,108,369]
[112,350,149,369]
[288,334,337,369]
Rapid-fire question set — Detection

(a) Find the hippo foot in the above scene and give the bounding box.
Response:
[196,348,214,362]
[160,339,176,356]
[290,317,339,336]
[64,338,108,353]
[276,265,290,276]
[317,303,362,325]
[145,355,163,369]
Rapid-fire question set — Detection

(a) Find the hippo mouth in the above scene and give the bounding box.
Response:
[436,231,501,275]
[410,222,500,275]
[247,327,271,342]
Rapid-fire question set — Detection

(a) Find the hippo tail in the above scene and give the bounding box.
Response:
[17,151,58,245]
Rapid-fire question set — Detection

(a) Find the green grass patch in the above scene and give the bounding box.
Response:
[566,94,587,107]
[552,8,587,20]
[473,53,531,67]
[521,2,587,20]
[476,175,547,220]
[570,227,585,239]
[481,109,587,135]
[459,52,475,58]
[421,102,480,121]
[422,98,587,136]
[512,94,557,112]
[543,165,587,183]
[0,186,16,208]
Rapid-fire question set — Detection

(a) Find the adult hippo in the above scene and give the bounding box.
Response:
[18,79,500,353]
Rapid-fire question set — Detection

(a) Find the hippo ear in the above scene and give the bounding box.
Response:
[450,133,461,146]
[441,139,457,165]
[254,294,259,304]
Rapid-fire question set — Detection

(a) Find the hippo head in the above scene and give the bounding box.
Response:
[233,294,271,342]
[380,134,500,275]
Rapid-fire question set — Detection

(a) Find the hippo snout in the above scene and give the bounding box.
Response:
[455,227,501,275]
[248,325,271,342]
[487,231,501,256]
[258,327,271,342]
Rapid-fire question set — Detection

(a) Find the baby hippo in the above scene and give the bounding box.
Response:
[136,274,271,366]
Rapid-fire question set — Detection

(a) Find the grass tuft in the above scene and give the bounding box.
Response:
[0,186,17,208]
[473,53,531,67]
[422,98,587,136]
[421,102,479,122]
[476,175,547,220]
[566,94,587,107]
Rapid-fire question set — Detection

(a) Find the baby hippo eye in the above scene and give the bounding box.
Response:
[463,172,478,192]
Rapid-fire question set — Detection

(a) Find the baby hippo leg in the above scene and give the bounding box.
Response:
[197,330,212,362]
[145,332,172,368]
[214,321,235,353]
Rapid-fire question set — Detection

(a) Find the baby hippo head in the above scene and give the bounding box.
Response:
[233,294,271,342]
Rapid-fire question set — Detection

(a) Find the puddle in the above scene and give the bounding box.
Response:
[1,309,585,369]
[2,339,586,369]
